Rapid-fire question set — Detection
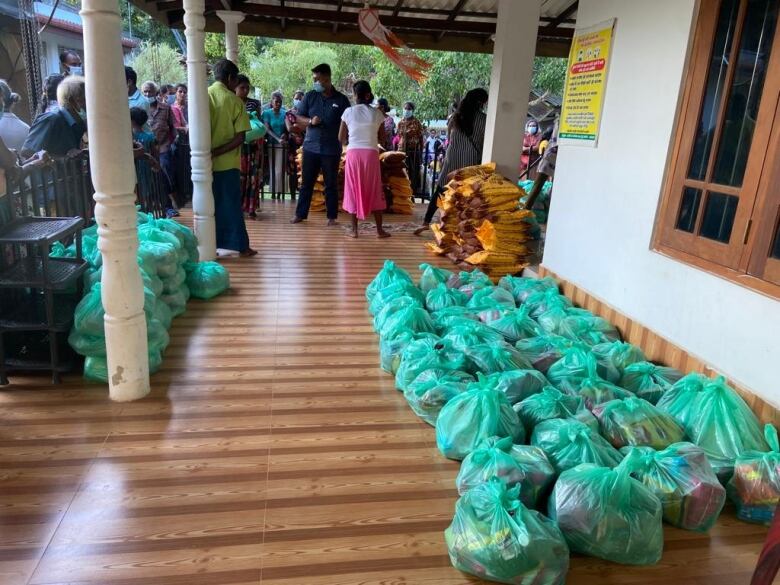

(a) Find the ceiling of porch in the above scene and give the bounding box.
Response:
[131,0,578,56]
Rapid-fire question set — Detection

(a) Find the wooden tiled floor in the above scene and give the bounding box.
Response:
[0,200,769,584]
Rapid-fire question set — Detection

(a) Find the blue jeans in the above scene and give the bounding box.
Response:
[213,169,249,252]
[295,150,340,220]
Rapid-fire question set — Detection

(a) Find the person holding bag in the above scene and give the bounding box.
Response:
[415,88,488,235]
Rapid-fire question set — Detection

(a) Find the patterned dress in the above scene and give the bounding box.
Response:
[241,98,263,216]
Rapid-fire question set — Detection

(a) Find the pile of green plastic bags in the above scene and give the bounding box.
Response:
[367,260,777,583]
[59,210,230,382]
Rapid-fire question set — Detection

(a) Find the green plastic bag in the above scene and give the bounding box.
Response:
[484,306,542,343]
[469,369,549,405]
[531,418,623,473]
[685,376,769,482]
[622,443,726,531]
[379,305,436,340]
[545,347,599,394]
[620,361,683,405]
[515,386,599,433]
[464,343,533,375]
[403,368,473,426]
[524,288,572,319]
[379,331,438,375]
[456,436,556,511]
[576,374,634,410]
[514,334,573,373]
[548,462,663,565]
[138,223,187,263]
[395,338,467,392]
[418,262,453,294]
[73,283,106,337]
[138,240,178,278]
[366,260,413,302]
[161,288,188,317]
[185,261,230,299]
[557,309,621,346]
[655,372,709,429]
[446,478,569,585]
[373,296,421,333]
[156,218,199,263]
[592,397,685,450]
[146,317,171,355]
[163,266,187,294]
[590,341,647,382]
[152,298,173,330]
[436,386,524,460]
[425,283,467,312]
[447,269,492,290]
[442,321,504,352]
[728,425,780,525]
[68,329,106,358]
[430,306,479,331]
[498,275,558,304]
[81,234,102,267]
[466,286,516,311]
[140,268,164,298]
[368,281,425,315]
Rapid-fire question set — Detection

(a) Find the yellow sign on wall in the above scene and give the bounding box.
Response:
[559,18,616,147]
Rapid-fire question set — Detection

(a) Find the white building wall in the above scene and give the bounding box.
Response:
[40,30,83,76]
[543,0,780,405]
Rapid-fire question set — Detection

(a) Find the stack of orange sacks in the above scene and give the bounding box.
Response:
[295,151,346,212]
[426,162,534,278]
[379,152,414,214]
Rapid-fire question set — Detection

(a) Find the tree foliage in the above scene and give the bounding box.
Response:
[533,57,568,96]
[129,42,186,86]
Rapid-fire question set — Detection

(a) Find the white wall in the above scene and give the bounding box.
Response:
[544,0,780,406]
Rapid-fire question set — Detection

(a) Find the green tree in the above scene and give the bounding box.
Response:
[532,57,568,96]
[129,42,186,86]
[204,33,262,78]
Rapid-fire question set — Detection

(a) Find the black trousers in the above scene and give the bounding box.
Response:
[295,150,340,220]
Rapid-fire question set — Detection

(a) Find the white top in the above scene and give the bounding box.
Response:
[0,112,30,152]
[341,104,384,151]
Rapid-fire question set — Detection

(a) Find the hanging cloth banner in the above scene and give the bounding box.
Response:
[358,7,432,84]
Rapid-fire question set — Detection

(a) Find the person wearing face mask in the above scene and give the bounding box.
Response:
[60,50,83,77]
[0,80,30,153]
[22,75,87,159]
[284,90,306,196]
[208,58,256,257]
[396,101,424,196]
[289,63,351,225]
[415,88,488,235]
[521,119,542,178]
[126,67,150,116]
[142,81,178,217]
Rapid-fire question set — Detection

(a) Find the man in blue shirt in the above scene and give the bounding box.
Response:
[289,63,351,225]
[21,76,86,158]
[126,67,150,115]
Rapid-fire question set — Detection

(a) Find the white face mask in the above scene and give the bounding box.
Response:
[403,110,413,119]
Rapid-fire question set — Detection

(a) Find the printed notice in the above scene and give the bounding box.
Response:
[559,18,616,147]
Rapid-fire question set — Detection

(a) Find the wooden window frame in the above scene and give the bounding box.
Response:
[653,0,780,300]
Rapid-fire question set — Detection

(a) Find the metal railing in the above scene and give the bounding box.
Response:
[262,141,298,200]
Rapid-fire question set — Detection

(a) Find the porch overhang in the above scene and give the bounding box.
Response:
[129,0,578,57]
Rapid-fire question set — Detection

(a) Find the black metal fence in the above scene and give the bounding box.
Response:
[262,141,298,200]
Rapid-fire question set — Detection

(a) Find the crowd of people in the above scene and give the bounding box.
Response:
[0,48,556,257]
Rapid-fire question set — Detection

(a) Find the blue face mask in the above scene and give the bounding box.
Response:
[403,110,413,119]
[313,81,324,93]
[293,99,302,109]
[69,65,83,76]
[78,109,87,122]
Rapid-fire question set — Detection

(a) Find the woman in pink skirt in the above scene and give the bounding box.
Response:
[339,80,390,239]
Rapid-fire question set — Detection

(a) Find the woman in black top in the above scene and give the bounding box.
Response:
[415,87,488,234]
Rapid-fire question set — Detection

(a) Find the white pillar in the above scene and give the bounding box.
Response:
[184,0,216,261]
[482,0,541,180]
[80,0,150,401]
[216,11,245,65]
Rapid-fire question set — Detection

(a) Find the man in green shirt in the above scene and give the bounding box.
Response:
[209,59,256,257]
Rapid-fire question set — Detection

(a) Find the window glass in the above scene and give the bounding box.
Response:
[688,0,740,181]
[699,192,739,242]
[712,0,779,186]
[676,187,704,232]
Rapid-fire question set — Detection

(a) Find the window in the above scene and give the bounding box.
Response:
[654,0,780,296]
